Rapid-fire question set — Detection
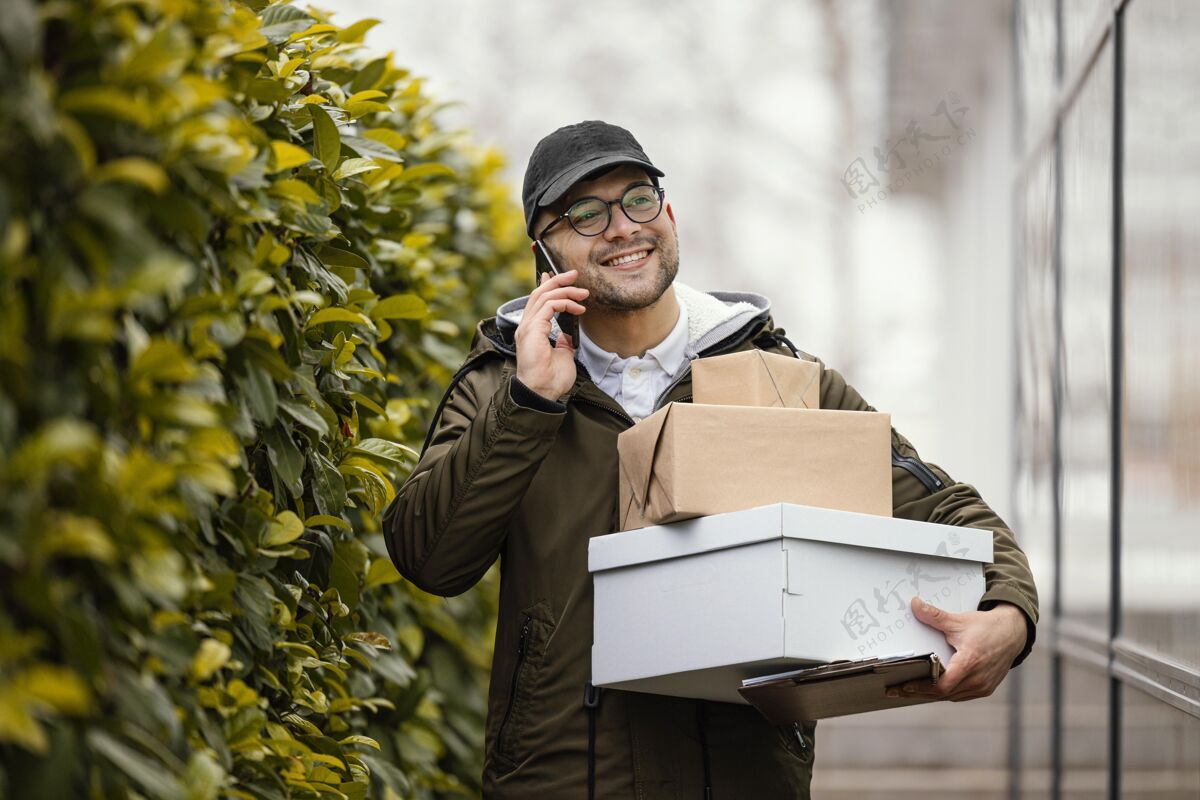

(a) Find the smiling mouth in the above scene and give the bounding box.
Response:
[601,248,653,268]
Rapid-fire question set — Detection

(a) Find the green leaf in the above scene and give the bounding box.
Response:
[348,392,386,416]
[181,751,225,799]
[316,246,368,270]
[237,335,293,381]
[236,368,277,425]
[304,307,374,330]
[191,638,231,681]
[259,3,314,26]
[329,542,362,612]
[371,652,415,687]
[331,158,380,181]
[341,135,402,163]
[370,294,427,321]
[278,398,329,436]
[364,558,400,590]
[304,514,351,530]
[350,58,386,92]
[352,438,416,465]
[234,269,274,296]
[37,513,116,565]
[308,451,347,516]
[264,426,303,498]
[362,128,407,150]
[269,141,313,172]
[17,665,93,713]
[347,90,388,104]
[93,158,170,194]
[270,178,322,206]
[262,510,304,546]
[131,340,198,383]
[337,19,381,43]
[58,86,153,127]
[87,730,184,800]
[259,4,315,43]
[397,163,457,182]
[309,105,341,173]
[286,23,337,43]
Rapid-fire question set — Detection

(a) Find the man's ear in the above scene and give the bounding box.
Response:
[665,201,677,231]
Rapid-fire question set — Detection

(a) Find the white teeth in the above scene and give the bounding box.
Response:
[606,250,649,266]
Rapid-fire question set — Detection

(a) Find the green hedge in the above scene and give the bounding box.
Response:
[0,0,524,797]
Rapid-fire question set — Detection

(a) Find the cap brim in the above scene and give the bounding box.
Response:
[536,154,665,210]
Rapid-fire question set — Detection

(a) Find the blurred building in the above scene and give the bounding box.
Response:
[333,0,1199,795]
[1011,0,1200,797]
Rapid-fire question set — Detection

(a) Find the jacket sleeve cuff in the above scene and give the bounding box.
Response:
[509,375,567,414]
[978,589,1038,670]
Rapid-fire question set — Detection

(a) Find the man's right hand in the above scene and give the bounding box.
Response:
[514,270,588,401]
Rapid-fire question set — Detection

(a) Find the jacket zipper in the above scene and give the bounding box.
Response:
[891,446,945,494]
[570,360,638,426]
[497,614,532,758]
[792,722,809,757]
[572,393,635,427]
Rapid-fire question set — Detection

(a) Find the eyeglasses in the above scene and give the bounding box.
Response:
[538,183,666,239]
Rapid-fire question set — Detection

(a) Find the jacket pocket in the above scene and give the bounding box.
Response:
[493,605,553,771]
[776,719,816,765]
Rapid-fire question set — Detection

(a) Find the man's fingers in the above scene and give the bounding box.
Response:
[519,294,587,342]
[519,298,587,339]
[525,269,571,318]
[907,597,964,633]
[953,690,990,702]
[525,284,588,322]
[933,660,968,695]
[886,652,973,699]
[540,298,586,318]
[530,268,577,303]
[887,679,941,699]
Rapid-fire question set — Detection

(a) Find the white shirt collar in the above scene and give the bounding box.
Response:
[577,295,689,381]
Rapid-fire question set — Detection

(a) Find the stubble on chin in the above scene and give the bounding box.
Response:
[581,236,680,313]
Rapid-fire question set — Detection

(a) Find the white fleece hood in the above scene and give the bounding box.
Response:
[493,281,771,358]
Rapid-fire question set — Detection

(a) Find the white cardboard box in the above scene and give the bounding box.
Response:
[589,503,992,704]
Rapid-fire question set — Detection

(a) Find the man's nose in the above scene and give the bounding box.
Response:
[603,204,641,241]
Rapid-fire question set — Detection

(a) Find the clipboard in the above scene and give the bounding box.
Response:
[737,652,944,723]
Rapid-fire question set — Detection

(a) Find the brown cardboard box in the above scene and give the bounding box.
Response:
[617,404,891,530]
[692,350,821,409]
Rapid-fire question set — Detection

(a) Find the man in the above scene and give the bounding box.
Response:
[383,120,1039,798]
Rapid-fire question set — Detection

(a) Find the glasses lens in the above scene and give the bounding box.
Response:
[622,185,662,222]
[568,198,609,235]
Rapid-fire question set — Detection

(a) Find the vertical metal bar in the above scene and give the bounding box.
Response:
[1008,4,1025,799]
[1051,1,1065,797]
[1107,5,1125,799]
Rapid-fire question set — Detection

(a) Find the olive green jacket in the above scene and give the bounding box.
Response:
[383,284,1039,799]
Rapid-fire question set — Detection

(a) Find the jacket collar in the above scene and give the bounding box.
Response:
[478,281,772,360]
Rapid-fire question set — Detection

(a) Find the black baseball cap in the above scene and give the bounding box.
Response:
[522,120,665,238]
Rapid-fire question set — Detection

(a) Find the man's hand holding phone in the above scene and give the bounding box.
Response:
[514,270,588,402]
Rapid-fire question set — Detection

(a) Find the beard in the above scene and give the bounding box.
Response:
[551,229,680,313]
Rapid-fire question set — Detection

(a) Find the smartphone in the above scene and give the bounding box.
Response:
[532,239,579,342]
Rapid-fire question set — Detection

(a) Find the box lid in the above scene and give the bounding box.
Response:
[588,502,993,573]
